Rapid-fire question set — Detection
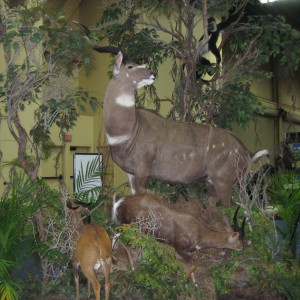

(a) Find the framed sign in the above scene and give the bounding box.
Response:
[73,153,102,196]
[289,143,300,162]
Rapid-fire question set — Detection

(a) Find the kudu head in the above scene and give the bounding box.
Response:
[113,52,155,89]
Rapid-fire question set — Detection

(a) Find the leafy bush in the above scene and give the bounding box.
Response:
[268,171,300,259]
[212,206,300,299]
[0,172,59,300]
[112,224,200,299]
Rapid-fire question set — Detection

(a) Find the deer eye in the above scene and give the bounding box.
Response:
[127,65,133,69]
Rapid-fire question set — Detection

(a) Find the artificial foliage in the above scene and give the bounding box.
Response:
[268,171,300,259]
[0,1,98,179]
[1,1,300,299]
[112,224,200,299]
[85,0,300,128]
[0,172,59,300]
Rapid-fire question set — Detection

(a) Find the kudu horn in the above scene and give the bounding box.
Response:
[73,20,133,63]
[233,206,246,240]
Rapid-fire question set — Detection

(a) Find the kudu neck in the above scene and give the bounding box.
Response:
[103,77,138,146]
[104,78,137,109]
[198,229,231,248]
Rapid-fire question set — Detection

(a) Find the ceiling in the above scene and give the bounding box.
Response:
[247,0,300,30]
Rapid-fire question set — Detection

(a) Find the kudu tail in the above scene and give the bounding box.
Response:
[111,195,124,223]
[251,149,269,163]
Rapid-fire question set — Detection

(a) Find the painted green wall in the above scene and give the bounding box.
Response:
[1,0,300,195]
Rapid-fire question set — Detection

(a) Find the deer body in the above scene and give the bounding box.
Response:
[73,224,112,300]
[104,52,268,207]
[67,200,112,300]
[112,193,243,259]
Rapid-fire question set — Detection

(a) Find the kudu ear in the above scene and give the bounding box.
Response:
[229,232,239,242]
[232,232,239,239]
[113,52,123,78]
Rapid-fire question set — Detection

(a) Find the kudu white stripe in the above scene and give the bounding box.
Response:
[106,133,131,146]
[115,94,135,107]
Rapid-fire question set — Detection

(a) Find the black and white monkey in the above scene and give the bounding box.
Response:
[196,11,242,81]
[200,12,242,65]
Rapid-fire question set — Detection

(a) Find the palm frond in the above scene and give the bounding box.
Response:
[75,156,104,203]
[75,156,101,191]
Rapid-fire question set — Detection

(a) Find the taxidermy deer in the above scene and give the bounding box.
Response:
[103,52,268,207]
[112,192,245,281]
[67,199,114,300]
[112,192,244,256]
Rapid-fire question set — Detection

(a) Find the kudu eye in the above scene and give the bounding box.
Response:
[127,65,133,69]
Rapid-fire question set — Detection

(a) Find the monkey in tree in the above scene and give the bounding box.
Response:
[197,11,243,81]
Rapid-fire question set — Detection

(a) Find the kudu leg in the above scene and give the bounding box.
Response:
[207,174,235,207]
[205,179,219,207]
[187,265,197,283]
[127,173,136,194]
[174,250,197,284]
[127,172,148,194]
[214,183,233,207]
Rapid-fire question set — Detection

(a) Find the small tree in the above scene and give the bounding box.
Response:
[85,0,300,128]
[0,0,98,282]
[0,1,97,181]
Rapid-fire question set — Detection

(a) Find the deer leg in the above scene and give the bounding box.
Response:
[87,280,91,299]
[81,266,100,300]
[74,268,80,300]
[103,259,111,300]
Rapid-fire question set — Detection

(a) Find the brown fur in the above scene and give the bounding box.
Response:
[104,52,268,207]
[112,192,243,260]
[67,200,112,300]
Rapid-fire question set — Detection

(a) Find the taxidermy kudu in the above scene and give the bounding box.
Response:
[103,52,268,207]
[67,199,116,300]
[112,192,245,281]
